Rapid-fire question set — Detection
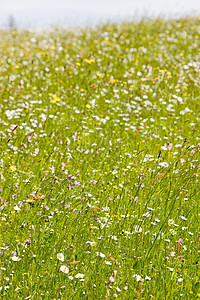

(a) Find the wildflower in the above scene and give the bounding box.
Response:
[155,218,160,222]
[96,252,105,258]
[135,226,142,233]
[49,94,61,104]
[86,241,96,246]
[133,274,142,282]
[180,216,187,221]
[106,270,117,285]
[169,229,177,235]
[102,207,109,211]
[32,148,39,156]
[110,78,116,84]
[168,219,174,226]
[110,235,117,240]
[168,143,173,150]
[159,162,169,168]
[10,166,16,171]
[12,256,21,261]
[60,265,69,274]
[84,59,95,64]
[57,253,64,262]
[145,276,151,280]
[180,107,192,115]
[75,273,84,279]
[105,261,112,265]
[109,276,115,283]
[14,205,20,211]
[142,212,150,217]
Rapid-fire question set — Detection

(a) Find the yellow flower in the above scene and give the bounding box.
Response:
[96,72,104,78]
[110,78,116,84]
[10,165,16,171]
[26,198,35,204]
[84,59,95,64]
[49,94,61,104]
[86,104,91,109]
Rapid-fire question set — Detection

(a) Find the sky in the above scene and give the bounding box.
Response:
[1,0,200,28]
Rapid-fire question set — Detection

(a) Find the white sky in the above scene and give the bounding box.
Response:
[1,0,200,28]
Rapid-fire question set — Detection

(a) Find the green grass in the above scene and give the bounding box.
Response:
[0,16,199,299]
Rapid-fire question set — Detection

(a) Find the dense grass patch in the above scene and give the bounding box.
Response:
[0,17,199,299]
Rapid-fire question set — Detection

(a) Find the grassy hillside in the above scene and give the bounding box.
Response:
[0,17,199,299]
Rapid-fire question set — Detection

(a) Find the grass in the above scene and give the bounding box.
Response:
[0,16,199,299]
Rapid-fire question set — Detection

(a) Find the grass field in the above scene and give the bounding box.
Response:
[0,17,199,299]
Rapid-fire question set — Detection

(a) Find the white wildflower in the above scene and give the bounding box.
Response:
[57,253,64,262]
[60,265,69,274]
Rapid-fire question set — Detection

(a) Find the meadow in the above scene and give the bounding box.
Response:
[0,17,199,299]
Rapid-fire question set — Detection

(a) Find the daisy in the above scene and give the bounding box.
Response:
[168,219,174,226]
[159,162,169,168]
[60,265,69,274]
[86,241,96,246]
[57,253,64,262]
[75,273,84,279]
[135,226,142,233]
